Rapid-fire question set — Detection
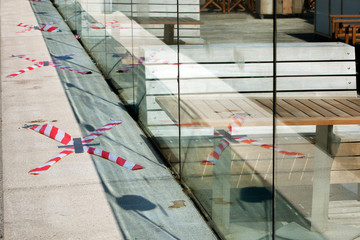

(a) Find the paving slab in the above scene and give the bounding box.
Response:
[1,0,217,239]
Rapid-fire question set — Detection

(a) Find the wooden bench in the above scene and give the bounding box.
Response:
[135,43,357,128]
[132,43,358,232]
[132,17,204,44]
[342,24,360,45]
[330,15,360,44]
[155,94,360,232]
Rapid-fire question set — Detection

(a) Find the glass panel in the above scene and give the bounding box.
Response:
[55,0,181,171]
[176,1,275,239]
[276,1,360,239]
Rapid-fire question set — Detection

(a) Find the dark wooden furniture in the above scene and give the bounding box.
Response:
[330,15,360,45]
[132,17,204,44]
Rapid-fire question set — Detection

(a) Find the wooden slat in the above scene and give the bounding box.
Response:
[241,98,273,118]
[219,99,245,115]
[156,96,360,127]
[298,99,337,117]
[206,100,233,119]
[184,99,221,120]
[229,99,265,118]
[345,99,360,112]
[310,99,352,117]
[277,99,309,117]
[256,99,294,117]
[323,99,360,116]
[283,99,322,117]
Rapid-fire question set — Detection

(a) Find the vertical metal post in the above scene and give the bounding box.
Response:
[272,0,277,238]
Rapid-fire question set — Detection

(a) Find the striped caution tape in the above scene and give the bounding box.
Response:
[201,113,305,165]
[27,120,144,175]
[16,22,60,33]
[6,53,92,77]
[38,24,60,32]
[89,22,105,30]
[82,120,123,143]
[106,19,130,29]
[86,147,143,170]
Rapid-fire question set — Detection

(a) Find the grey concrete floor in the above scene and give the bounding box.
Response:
[200,10,319,44]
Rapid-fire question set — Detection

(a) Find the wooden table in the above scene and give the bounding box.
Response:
[156,95,360,232]
[132,17,204,44]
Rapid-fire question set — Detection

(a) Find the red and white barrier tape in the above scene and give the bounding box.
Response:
[201,113,305,165]
[6,53,92,77]
[17,22,60,33]
[27,120,144,175]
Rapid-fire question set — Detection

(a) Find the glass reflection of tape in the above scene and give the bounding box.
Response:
[216,130,244,143]
[58,137,100,153]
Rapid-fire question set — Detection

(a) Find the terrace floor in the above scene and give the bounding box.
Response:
[200,10,320,44]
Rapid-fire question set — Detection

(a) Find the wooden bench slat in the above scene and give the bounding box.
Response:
[206,99,233,119]
[277,99,310,118]
[299,99,338,117]
[283,99,323,118]
[256,99,295,117]
[241,98,273,118]
[186,99,222,119]
[310,99,352,117]
[323,99,360,117]
[345,99,360,112]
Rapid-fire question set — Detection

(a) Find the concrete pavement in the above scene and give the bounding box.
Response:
[0,0,217,239]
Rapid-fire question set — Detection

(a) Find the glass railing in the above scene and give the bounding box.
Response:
[53,0,360,238]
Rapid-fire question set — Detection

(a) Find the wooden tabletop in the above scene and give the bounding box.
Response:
[132,17,204,25]
[156,96,360,128]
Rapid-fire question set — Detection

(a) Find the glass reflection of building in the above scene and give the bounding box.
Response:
[54,0,360,239]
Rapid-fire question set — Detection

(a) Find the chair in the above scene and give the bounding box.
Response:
[228,0,246,13]
[200,0,225,13]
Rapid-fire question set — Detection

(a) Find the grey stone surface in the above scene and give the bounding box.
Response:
[1,0,217,239]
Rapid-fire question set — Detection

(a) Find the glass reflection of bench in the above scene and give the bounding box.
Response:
[156,95,360,233]
[135,42,358,234]
[132,17,204,45]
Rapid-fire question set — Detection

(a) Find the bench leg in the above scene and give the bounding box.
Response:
[211,139,231,234]
[311,125,334,233]
[164,24,174,45]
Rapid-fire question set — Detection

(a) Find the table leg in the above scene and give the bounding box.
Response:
[311,125,333,233]
[164,24,174,45]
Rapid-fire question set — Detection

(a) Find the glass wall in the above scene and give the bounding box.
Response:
[54,0,360,238]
